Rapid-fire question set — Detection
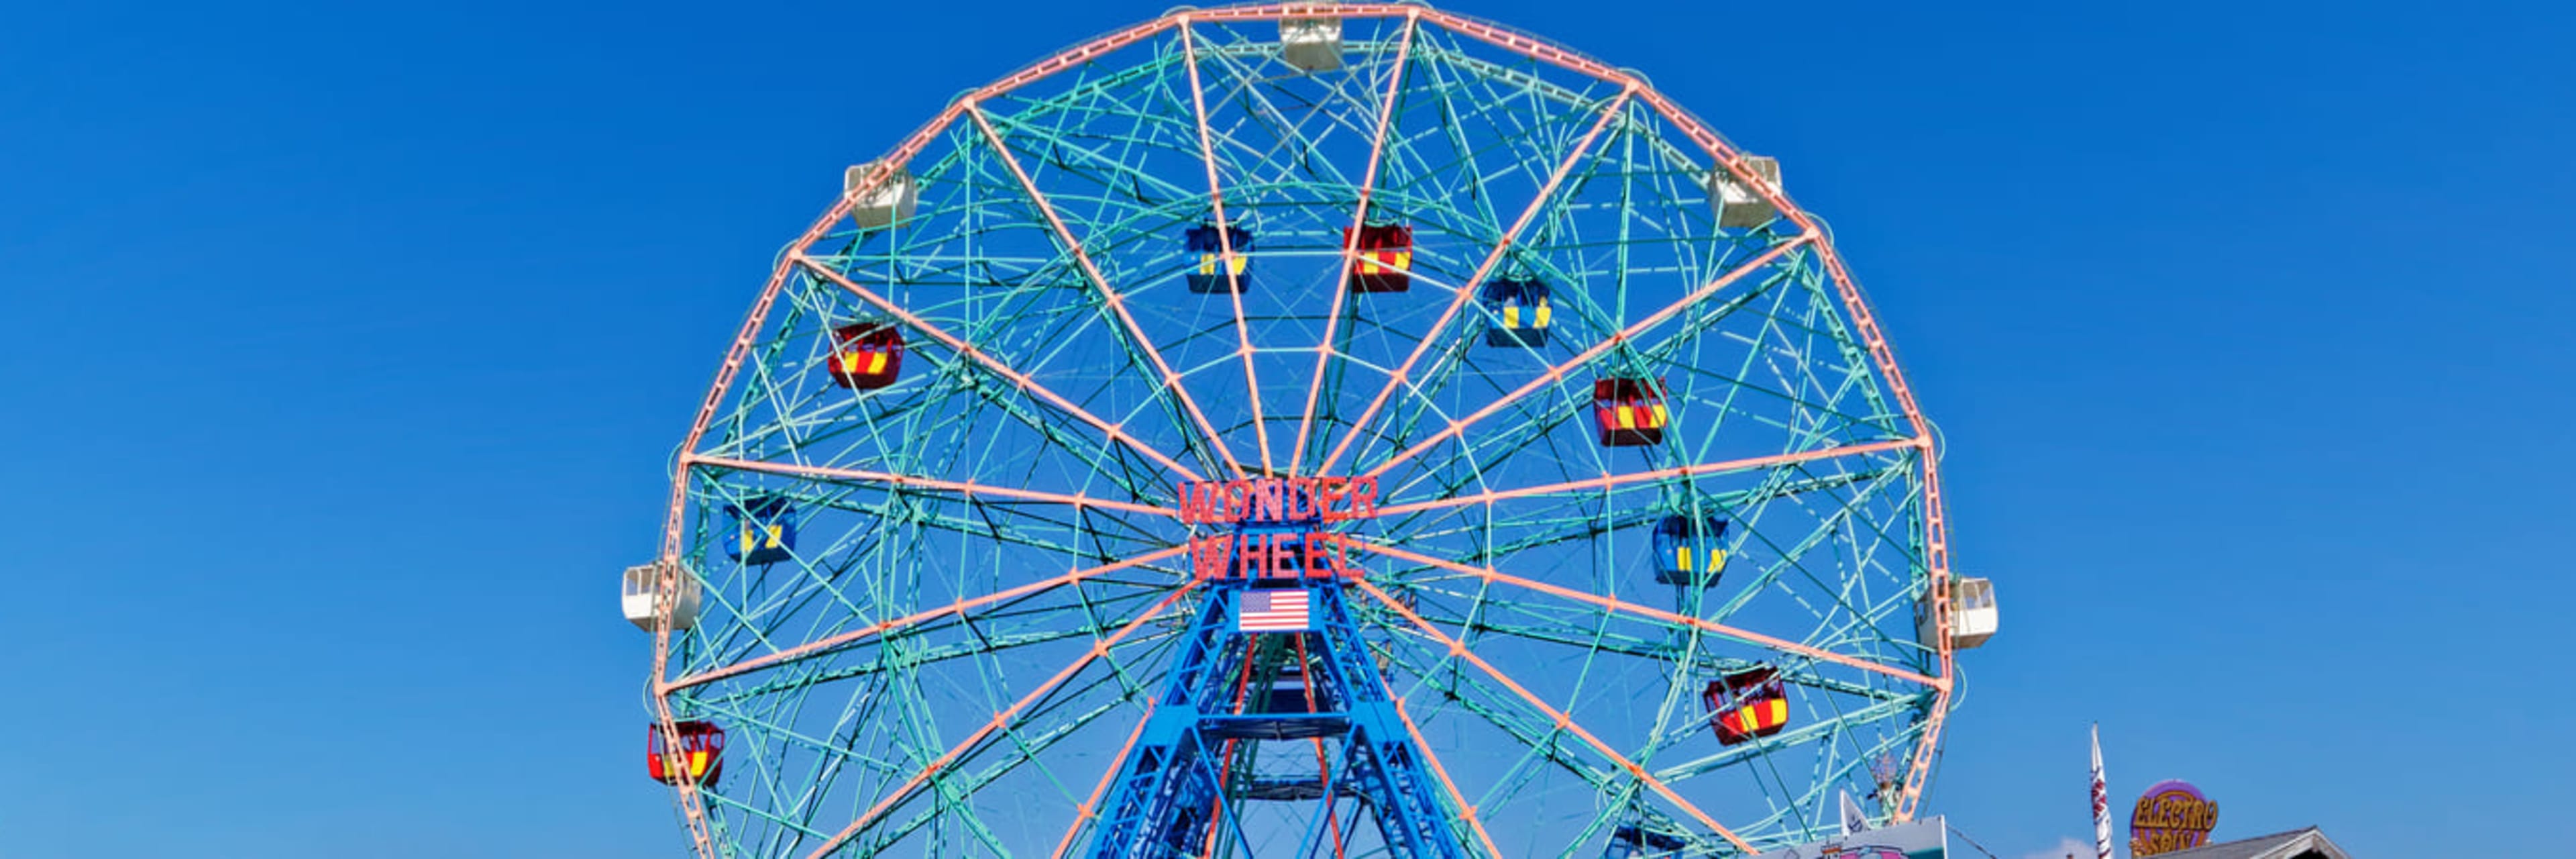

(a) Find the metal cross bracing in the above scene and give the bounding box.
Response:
[639,4,1968,858]
[1083,581,1472,859]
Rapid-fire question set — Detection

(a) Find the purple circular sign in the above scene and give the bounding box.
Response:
[2129,779,2219,857]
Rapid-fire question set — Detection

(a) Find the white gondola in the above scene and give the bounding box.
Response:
[843,160,918,230]
[1707,155,1782,228]
[622,560,702,631]
[1280,17,1343,72]
[1917,576,1997,649]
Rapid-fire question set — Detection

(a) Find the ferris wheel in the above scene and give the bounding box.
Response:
[622,4,1998,857]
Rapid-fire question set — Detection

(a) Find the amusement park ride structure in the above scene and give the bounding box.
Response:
[623,3,1998,857]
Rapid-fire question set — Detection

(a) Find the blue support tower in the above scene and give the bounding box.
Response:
[1083,576,1474,858]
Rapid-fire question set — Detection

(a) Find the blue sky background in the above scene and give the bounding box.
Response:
[3,1,2569,856]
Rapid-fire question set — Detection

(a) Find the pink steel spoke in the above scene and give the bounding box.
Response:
[1179,20,1274,475]
[1356,540,1944,690]
[665,546,1189,693]
[1360,232,1817,482]
[1354,579,1755,853]
[1314,86,1635,477]
[1374,438,1921,517]
[804,583,1201,858]
[687,454,1179,518]
[964,102,1248,482]
[792,254,1205,483]
[1289,11,1418,476]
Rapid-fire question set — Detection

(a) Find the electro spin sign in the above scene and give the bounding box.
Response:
[2127,779,2219,856]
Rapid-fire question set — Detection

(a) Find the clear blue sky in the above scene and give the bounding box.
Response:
[3,1,2569,856]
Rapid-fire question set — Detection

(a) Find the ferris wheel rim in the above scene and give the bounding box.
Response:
[641,4,1964,855]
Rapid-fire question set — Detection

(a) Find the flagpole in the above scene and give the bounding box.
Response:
[2091,723,2116,859]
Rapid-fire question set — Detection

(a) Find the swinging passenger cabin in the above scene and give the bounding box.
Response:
[1279,17,1343,72]
[843,160,918,230]
[727,497,796,565]
[1185,223,1252,293]
[1650,515,1728,586]
[828,322,903,390]
[647,720,726,786]
[1703,666,1790,746]
[1708,155,1781,229]
[1919,575,1999,650]
[619,560,700,631]
[1480,277,1552,347]
[1344,224,1413,293]
[1593,378,1670,447]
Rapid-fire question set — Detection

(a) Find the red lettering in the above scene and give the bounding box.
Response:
[1239,534,1270,578]
[1176,478,1383,525]
[1254,481,1285,521]
[1191,536,1229,579]
[1171,477,1389,578]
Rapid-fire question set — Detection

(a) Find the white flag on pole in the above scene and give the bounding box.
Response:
[1839,789,1873,835]
[2091,723,2114,859]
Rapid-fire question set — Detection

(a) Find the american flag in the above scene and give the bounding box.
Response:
[1236,589,1311,633]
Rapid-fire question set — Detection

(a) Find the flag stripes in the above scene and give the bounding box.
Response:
[1236,589,1312,632]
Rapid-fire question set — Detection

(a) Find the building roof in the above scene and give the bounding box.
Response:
[2151,827,2351,859]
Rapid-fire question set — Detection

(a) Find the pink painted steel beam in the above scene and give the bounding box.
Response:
[1289,11,1418,477]
[686,454,1179,518]
[1178,20,1275,476]
[1314,85,1635,478]
[1374,438,1922,517]
[1895,460,1954,819]
[665,546,1189,693]
[1356,540,1944,690]
[792,255,1207,484]
[803,583,1200,858]
[1359,233,1817,483]
[965,102,1249,483]
[1354,578,1755,853]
